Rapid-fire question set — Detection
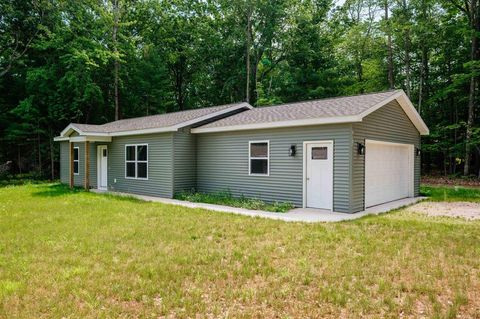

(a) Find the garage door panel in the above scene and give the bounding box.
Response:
[365,141,413,207]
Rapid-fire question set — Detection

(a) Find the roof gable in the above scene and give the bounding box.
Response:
[191,90,429,135]
[55,102,252,141]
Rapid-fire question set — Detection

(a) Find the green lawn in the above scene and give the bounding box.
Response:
[1,184,479,318]
[421,184,480,202]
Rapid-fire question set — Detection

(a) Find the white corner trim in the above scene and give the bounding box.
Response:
[191,115,363,133]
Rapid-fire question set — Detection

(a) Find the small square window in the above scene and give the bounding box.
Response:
[73,161,79,174]
[312,147,328,160]
[73,148,79,161]
[137,145,147,161]
[126,162,136,178]
[250,159,268,174]
[126,146,136,161]
[137,162,147,178]
[250,143,268,157]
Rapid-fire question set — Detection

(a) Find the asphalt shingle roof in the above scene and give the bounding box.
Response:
[197,90,400,129]
[70,102,249,134]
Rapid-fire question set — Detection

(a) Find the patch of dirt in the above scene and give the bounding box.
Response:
[422,176,480,188]
[406,201,480,220]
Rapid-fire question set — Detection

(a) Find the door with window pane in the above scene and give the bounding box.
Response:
[305,141,333,210]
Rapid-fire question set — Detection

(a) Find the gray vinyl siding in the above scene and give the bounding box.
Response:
[173,129,196,193]
[59,141,96,188]
[107,133,174,198]
[351,100,421,213]
[196,124,353,212]
[60,142,69,184]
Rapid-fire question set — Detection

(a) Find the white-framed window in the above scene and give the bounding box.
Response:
[73,147,79,175]
[125,144,148,179]
[249,140,269,176]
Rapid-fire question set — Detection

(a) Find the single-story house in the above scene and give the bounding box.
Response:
[54,90,429,213]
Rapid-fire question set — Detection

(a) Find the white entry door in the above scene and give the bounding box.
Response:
[365,140,414,207]
[97,145,108,190]
[305,141,333,210]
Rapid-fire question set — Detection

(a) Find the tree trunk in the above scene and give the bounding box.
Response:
[17,147,21,174]
[37,127,42,176]
[245,9,251,103]
[464,0,479,175]
[385,0,394,89]
[113,0,120,120]
[249,53,261,106]
[404,30,411,97]
[49,128,55,180]
[402,0,411,97]
[418,44,429,114]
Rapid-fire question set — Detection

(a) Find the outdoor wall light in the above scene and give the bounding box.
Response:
[289,145,296,157]
[357,142,365,155]
[416,147,421,156]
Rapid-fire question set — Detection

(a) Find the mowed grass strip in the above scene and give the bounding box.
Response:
[0,183,479,318]
[421,184,480,202]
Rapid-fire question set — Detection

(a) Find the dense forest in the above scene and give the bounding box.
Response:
[0,0,479,179]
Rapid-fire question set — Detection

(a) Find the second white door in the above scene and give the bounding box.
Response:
[305,141,333,210]
[97,145,108,190]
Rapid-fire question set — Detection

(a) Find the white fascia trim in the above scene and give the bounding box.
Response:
[109,126,178,136]
[358,90,429,135]
[191,115,363,133]
[69,136,112,142]
[53,136,70,141]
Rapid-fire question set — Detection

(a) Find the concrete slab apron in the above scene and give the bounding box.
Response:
[91,189,426,223]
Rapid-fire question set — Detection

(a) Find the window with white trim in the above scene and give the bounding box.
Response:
[73,147,79,175]
[125,144,148,179]
[249,141,269,175]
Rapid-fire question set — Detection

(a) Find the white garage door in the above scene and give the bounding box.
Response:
[365,140,414,208]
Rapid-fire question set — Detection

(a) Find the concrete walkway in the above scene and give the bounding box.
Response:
[92,189,426,223]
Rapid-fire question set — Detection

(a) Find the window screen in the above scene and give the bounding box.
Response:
[312,147,328,160]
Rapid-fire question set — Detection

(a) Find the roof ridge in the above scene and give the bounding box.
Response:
[103,102,247,126]
[254,89,400,110]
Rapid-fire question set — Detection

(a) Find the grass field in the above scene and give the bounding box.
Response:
[421,184,480,202]
[1,183,479,318]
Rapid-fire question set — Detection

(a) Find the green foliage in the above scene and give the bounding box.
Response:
[175,190,294,213]
[0,0,479,178]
